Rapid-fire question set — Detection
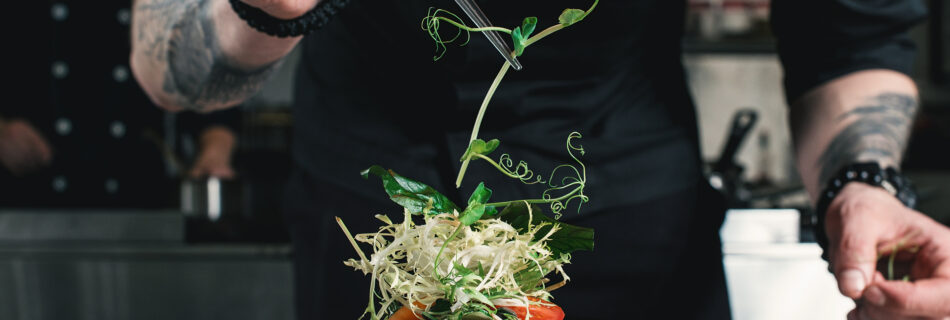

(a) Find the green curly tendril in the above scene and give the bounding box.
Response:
[471,153,546,185]
[483,132,589,219]
[542,132,589,218]
[421,8,513,61]
[447,0,599,189]
[422,1,598,218]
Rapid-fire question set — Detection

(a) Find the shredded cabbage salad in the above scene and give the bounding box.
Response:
[338,203,572,320]
[336,1,601,318]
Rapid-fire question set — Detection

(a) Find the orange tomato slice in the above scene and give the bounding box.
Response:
[389,302,428,320]
[495,297,565,320]
[388,298,565,320]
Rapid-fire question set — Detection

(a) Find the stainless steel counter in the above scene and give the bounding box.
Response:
[0,209,183,242]
[0,209,293,320]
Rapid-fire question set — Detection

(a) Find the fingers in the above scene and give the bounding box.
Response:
[850,304,930,320]
[208,165,236,179]
[0,121,53,175]
[866,279,950,317]
[852,302,946,320]
[189,159,236,179]
[24,128,53,165]
[1,135,40,175]
[188,166,205,179]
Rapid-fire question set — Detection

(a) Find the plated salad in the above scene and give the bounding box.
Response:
[336,2,599,319]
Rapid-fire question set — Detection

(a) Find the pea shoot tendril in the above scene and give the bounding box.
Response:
[339,2,600,319]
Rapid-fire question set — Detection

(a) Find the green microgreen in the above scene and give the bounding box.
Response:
[879,236,921,282]
[422,8,512,61]
[340,2,600,319]
[453,0,599,188]
[511,17,538,56]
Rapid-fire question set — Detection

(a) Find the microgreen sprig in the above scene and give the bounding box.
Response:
[484,132,589,218]
[471,153,546,185]
[340,3,600,319]
[446,0,600,188]
[422,8,511,61]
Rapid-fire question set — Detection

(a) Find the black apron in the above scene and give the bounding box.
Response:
[284,0,728,319]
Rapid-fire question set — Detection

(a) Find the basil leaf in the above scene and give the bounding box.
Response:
[498,202,594,258]
[461,139,500,161]
[558,8,586,26]
[361,165,460,215]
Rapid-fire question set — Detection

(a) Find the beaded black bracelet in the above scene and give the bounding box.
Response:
[814,162,917,261]
[228,0,350,38]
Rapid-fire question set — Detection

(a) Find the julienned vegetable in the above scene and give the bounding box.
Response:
[336,2,599,319]
[336,200,587,320]
[338,133,593,320]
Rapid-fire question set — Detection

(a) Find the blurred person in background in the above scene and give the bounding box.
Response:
[0,102,240,208]
[130,0,950,319]
[0,1,239,208]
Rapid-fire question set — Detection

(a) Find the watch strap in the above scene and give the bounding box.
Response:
[814,162,917,261]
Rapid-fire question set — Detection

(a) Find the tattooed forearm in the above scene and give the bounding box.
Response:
[816,93,918,187]
[134,0,280,111]
[162,0,278,110]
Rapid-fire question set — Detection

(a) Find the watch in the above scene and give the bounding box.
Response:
[228,0,350,38]
[813,162,917,260]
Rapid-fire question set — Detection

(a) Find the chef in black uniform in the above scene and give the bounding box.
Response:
[130,0,950,319]
[1,1,239,208]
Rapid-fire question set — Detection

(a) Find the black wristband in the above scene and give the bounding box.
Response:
[814,162,917,261]
[228,0,350,38]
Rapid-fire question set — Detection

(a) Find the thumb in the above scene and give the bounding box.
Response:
[831,228,880,299]
[864,279,950,317]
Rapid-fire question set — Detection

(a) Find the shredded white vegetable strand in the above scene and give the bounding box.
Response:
[338,206,571,320]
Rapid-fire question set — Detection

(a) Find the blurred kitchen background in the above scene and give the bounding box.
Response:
[1,1,948,319]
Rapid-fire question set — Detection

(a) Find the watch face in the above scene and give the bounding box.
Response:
[880,180,898,196]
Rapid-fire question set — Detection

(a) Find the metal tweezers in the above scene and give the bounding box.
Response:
[453,0,523,70]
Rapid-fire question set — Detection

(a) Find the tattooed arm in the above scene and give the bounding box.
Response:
[792,70,950,319]
[790,70,917,200]
[130,0,317,112]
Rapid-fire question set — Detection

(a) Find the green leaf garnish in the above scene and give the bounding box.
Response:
[521,17,538,39]
[558,8,586,26]
[498,202,594,258]
[461,139,500,162]
[459,182,497,225]
[429,299,452,313]
[512,27,526,56]
[464,288,494,307]
[511,17,537,56]
[460,204,487,226]
[512,267,547,292]
[467,181,493,205]
[361,165,460,215]
[346,4,604,319]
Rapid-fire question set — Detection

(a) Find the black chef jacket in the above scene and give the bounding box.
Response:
[282,0,925,319]
[1,2,240,208]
